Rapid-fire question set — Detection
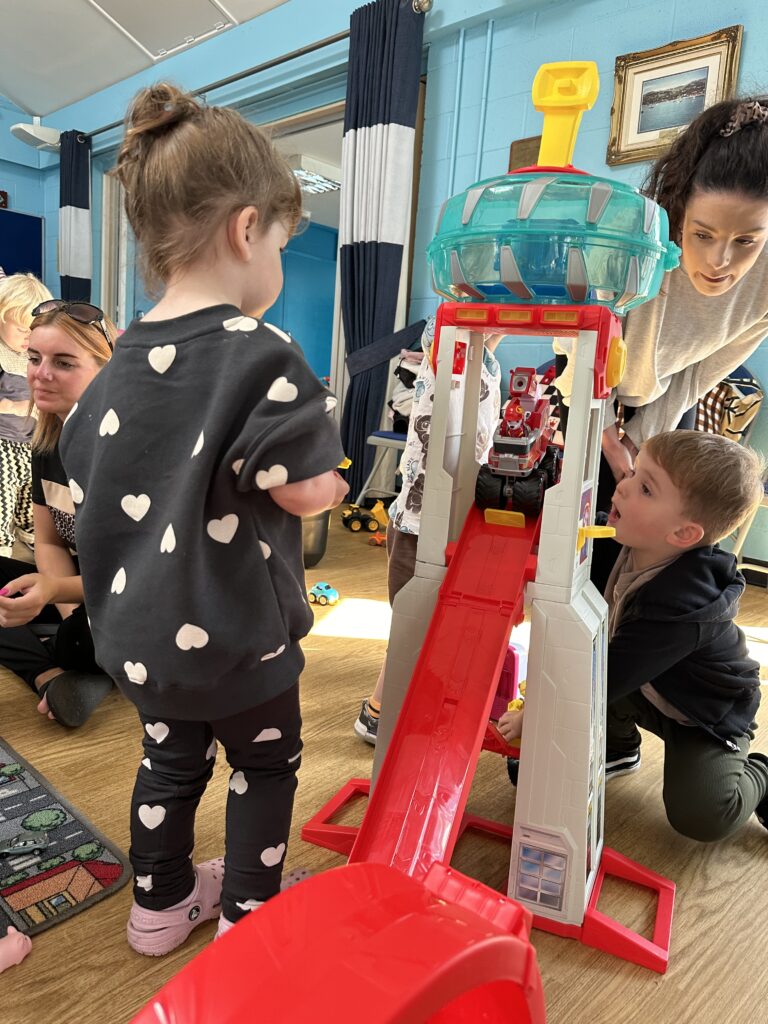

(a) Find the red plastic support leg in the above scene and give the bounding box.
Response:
[532,846,675,974]
[301,777,371,856]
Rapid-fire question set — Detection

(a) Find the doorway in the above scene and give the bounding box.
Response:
[104,101,345,384]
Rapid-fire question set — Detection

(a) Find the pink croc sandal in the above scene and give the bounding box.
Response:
[127,858,224,956]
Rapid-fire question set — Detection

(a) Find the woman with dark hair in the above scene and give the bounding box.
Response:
[556,96,768,492]
[0,303,115,727]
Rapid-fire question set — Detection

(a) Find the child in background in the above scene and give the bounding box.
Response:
[60,83,348,954]
[0,273,52,555]
[355,315,503,742]
[499,431,768,842]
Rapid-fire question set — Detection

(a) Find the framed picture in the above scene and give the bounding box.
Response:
[508,135,542,171]
[607,25,743,166]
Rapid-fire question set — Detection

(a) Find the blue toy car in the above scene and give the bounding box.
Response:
[308,582,339,607]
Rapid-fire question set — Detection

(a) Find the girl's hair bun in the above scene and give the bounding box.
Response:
[113,81,302,292]
[125,83,200,141]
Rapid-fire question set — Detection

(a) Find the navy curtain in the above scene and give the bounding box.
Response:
[340,0,426,499]
[59,130,92,301]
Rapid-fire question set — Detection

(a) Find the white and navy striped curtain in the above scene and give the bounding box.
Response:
[340,0,426,499]
[59,130,92,301]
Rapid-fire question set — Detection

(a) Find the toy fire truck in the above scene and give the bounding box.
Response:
[475,365,561,516]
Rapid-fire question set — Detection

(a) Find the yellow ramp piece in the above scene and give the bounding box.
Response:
[484,509,526,528]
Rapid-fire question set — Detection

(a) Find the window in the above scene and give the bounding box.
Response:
[515,844,568,911]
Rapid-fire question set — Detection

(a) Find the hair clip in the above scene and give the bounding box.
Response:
[720,100,768,137]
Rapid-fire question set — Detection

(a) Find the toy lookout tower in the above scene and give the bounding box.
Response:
[402,60,679,969]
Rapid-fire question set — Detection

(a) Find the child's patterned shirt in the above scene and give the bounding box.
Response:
[60,306,344,720]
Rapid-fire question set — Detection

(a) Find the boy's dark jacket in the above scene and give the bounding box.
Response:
[607,544,760,748]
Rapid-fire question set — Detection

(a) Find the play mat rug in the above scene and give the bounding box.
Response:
[0,738,130,937]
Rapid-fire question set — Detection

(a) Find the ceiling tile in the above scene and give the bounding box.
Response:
[97,0,233,58]
[0,0,149,115]
[0,0,292,117]
[217,0,290,21]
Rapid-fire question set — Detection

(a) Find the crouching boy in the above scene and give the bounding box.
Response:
[502,430,768,842]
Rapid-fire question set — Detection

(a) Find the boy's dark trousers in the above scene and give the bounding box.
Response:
[607,690,768,842]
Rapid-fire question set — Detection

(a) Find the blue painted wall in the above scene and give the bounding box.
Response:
[265,223,339,378]
[0,95,46,275]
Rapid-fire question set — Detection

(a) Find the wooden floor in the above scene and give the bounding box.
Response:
[2,519,767,1023]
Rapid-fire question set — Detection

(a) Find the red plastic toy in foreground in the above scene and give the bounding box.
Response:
[131,863,545,1024]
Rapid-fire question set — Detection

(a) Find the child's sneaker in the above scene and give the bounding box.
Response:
[127,857,224,956]
[605,749,641,779]
[354,699,378,744]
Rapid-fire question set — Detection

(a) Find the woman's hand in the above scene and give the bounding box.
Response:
[0,574,59,627]
[602,423,635,482]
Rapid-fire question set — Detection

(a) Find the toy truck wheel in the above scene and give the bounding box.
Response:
[349,518,362,532]
[366,518,380,533]
[513,473,546,517]
[474,465,506,511]
[308,592,316,603]
[540,445,561,487]
[318,595,328,606]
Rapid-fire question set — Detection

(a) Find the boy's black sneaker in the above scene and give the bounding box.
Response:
[353,700,378,745]
[605,749,641,779]
[507,750,641,787]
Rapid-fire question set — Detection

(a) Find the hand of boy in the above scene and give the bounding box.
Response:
[497,704,525,743]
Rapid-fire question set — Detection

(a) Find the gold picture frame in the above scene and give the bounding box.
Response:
[607,25,743,166]
[508,135,542,171]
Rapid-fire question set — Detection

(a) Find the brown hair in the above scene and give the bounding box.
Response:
[644,430,765,545]
[643,96,768,241]
[113,83,302,293]
[29,310,114,454]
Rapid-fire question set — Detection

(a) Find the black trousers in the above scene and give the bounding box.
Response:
[0,556,98,690]
[130,682,302,923]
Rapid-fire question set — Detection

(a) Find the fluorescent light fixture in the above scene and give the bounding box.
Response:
[288,154,341,194]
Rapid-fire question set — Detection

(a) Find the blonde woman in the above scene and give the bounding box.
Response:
[0,301,114,727]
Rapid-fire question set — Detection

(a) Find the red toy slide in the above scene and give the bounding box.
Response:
[349,503,538,879]
[131,862,545,1024]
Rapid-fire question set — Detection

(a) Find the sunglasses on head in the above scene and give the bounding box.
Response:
[31,300,113,352]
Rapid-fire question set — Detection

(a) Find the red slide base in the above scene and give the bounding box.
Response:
[532,847,675,974]
[301,780,516,856]
[130,862,547,1024]
[301,777,371,856]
